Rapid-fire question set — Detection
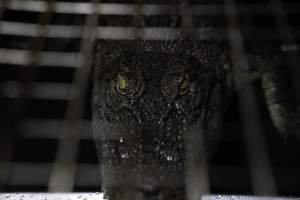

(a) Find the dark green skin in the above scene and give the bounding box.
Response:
[91,1,300,198]
[92,40,225,200]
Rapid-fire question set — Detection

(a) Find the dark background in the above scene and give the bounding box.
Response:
[0,0,300,196]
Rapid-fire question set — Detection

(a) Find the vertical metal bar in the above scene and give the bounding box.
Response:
[135,0,145,39]
[224,0,277,195]
[48,0,99,192]
[270,0,300,104]
[180,0,195,38]
[0,0,11,191]
[184,124,210,200]
[180,1,210,199]
[0,0,7,20]
[0,0,54,191]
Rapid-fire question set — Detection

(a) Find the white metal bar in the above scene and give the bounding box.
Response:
[225,0,277,195]
[2,21,298,40]
[5,0,300,15]
[202,196,298,200]
[0,81,72,100]
[0,49,82,67]
[180,2,210,199]
[48,0,99,192]
[270,0,300,104]
[0,193,298,200]
[0,193,104,200]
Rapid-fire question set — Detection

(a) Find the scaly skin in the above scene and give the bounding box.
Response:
[91,1,300,199]
[92,40,225,200]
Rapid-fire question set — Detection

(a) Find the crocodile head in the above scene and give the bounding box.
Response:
[92,40,224,200]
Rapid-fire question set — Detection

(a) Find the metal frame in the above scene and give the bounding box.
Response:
[0,0,299,196]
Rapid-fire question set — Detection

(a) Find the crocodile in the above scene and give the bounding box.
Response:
[91,1,300,200]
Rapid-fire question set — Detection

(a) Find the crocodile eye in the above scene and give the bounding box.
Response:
[116,73,144,97]
[179,77,190,95]
[117,75,126,91]
[161,74,190,97]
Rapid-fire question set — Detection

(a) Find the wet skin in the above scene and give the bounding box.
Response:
[92,40,224,200]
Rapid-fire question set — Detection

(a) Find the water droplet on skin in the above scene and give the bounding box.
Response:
[5,194,11,198]
[121,153,129,159]
[119,138,123,143]
[83,196,87,200]
[30,194,33,198]
[77,195,82,198]
[166,156,173,161]
[42,197,47,200]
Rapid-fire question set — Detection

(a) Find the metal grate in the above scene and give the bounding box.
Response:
[0,0,299,197]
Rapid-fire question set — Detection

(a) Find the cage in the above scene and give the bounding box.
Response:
[0,0,300,199]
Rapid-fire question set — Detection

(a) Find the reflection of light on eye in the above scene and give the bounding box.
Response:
[179,78,190,95]
[180,79,189,90]
[117,75,126,90]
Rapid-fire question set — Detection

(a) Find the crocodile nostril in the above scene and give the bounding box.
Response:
[138,182,162,197]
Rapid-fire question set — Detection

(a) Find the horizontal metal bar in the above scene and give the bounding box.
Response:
[0,22,82,38]
[5,0,300,15]
[0,81,72,100]
[2,21,300,40]
[3,162,100,186]
[0,193,298,200]
[0,193,104,200]
[0,21,221,40]
[19,119,92,139]
[0,49,81,67]
[202,196,298,200]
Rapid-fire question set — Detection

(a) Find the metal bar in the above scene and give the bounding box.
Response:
[5,1,300,15]
[202,196,298,200]
[48,0,100,192]
[181,1,210,199]
[224,0,277,195]
[0,81,72,100]
[270,0,300,105]
[0,0,55,192]
[0,193,298,200]
[0,0,8,20]
[0,22,222,39]
[3,163,100,187]
[0,193,105,200]
[0,49,81,67]
[19,119,92,140]
[2,21,299,40]
[134,0,146,39]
